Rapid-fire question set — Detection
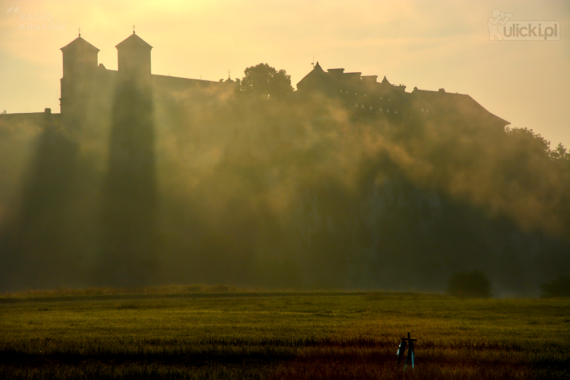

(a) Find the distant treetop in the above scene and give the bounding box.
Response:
[240,63,294,100]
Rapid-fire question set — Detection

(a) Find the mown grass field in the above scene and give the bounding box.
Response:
[1,286,569,379]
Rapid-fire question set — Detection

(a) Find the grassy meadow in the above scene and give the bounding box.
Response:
[0,286,569,379]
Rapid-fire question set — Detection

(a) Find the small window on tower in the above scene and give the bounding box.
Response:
[355,103,359,107]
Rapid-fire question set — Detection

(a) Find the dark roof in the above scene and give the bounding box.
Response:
[410,88,509,126]
[152,74,221,90]
[115,33,153,50]
[296,62,328,89]
[60,36,100,52]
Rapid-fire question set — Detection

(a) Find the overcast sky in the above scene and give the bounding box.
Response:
[1,0,568,146]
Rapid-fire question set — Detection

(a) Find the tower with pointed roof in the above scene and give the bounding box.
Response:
[60,34,100,131]
[60,35,99,78]
[116,31,152,80]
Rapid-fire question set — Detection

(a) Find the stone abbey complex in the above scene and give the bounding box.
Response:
[1,31,509,136]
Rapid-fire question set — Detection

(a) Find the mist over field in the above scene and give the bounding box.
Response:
[0,75,569,296]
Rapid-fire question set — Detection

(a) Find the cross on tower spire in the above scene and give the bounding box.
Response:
[78,27,81,37]
[133,24,136,34]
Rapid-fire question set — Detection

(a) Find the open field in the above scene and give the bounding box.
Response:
[1,287,569,379]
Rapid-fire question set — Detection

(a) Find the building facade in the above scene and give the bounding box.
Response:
[294,62,509,130]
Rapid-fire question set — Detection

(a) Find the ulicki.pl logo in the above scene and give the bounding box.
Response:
[488,10,560,41]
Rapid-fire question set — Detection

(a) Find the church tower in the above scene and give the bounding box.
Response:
[115,31,152,82]
[59,34,100,131]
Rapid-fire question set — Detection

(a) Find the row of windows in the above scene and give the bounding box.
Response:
[354,103,398,113]
[353,103,433,115]
[338,91,433,114]
[339,89,391,101]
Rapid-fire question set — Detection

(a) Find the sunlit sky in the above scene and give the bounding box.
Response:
[1,0,569,146]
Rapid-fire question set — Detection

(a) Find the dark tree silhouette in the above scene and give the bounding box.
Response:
[541,276,570,298]
[240,63,293,99]
[447,270,492,298]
